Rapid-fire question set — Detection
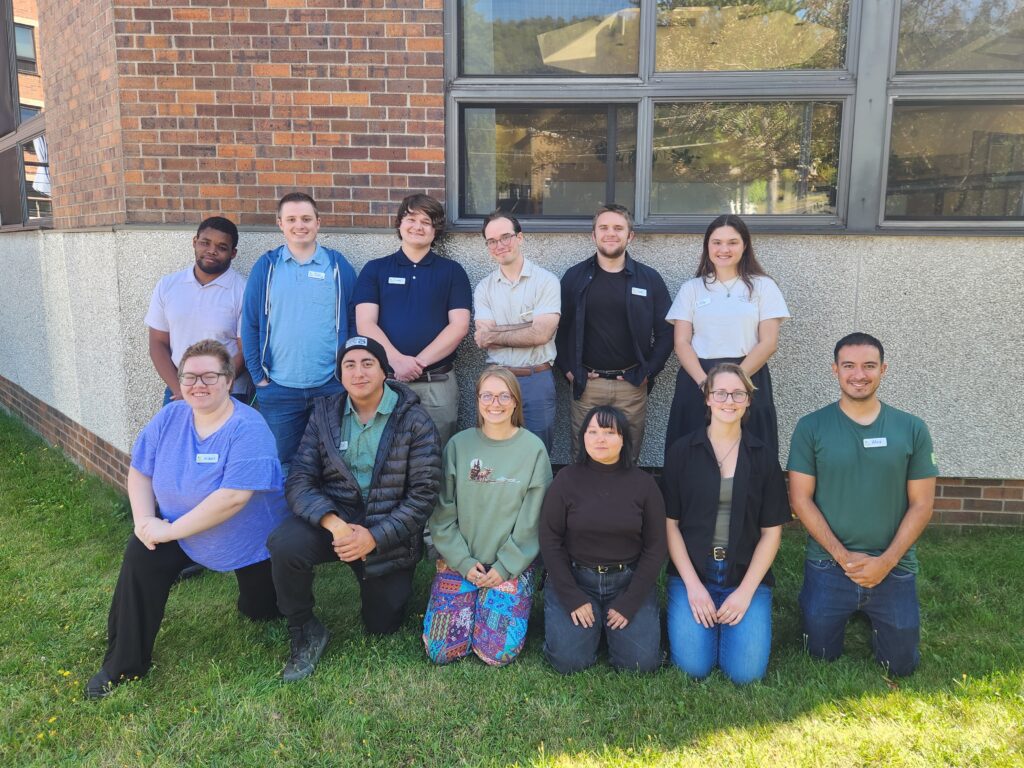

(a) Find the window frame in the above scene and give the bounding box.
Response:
[445,0,1024,234]
[14,22,35,74]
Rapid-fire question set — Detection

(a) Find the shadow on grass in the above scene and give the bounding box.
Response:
[1,411,1022,767]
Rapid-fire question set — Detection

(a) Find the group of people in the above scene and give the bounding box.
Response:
[85,193,938,699]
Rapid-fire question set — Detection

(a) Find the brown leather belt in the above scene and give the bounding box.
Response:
[504,362,552,377]
[411,363,453,383]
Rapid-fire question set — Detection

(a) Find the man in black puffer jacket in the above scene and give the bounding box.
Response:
[267,336,442,682]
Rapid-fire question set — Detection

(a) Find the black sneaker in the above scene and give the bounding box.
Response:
[281,616,330,682]
[84,669,118,700]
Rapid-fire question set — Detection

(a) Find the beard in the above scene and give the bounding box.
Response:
[595,241,628,260]
[195,257,230,276]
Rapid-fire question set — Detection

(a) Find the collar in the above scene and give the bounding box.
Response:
[281,243,327,265]
[344,382,398,422]
[187,265,236,289]
[394,247,437,267]
[495,257,533,286]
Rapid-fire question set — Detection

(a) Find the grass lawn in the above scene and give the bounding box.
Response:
[1,410,1022,767]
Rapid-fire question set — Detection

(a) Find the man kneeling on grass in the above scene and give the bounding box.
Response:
[267,336,441,681]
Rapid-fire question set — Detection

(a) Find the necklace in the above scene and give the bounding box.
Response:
[709,430,741,468]
[718,276,740,297]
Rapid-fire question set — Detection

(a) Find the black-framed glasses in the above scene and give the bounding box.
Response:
[484,232,517,250]
[710,389,749,404]
[479,392,514,405]
[180,371,227,386]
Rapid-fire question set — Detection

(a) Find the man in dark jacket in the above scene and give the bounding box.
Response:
[555,203,673,461]
[267,336,441,682]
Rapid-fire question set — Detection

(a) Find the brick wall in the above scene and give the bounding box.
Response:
[0,375,129,491]
[37,0,126,228]
[934,478,1024,528]
[14,0,44,107]
[111,0,444,228]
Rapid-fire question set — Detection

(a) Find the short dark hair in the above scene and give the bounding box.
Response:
[592,203,634,233]
[480,210,522,238]
[277,192,319,216]
[834,332,885,363]
[575,405,634,470]
[196,216,239,250]
[396,193,445,244]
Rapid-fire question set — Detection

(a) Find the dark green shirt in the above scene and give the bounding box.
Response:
[787,401,938,573]
[340,385,398,500]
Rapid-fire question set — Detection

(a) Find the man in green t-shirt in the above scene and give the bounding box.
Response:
[787,332,937,677]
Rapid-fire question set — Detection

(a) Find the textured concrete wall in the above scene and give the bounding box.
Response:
[1,228,1020,477]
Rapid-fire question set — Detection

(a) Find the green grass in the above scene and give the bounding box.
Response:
[0,410,1022,767]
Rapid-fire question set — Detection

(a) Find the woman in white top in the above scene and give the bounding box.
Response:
[664,215,790,460]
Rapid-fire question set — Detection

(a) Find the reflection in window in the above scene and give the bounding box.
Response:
[655,0,848,72]
[20,105,40,123]
[651,101,841,216]
[23,136,51,221]
[15,24,37,74]
[897,0,1024,73]
[460,104,637,217]
[886,102,1024,220]
[0,147,23,225]
[459,0,639,76]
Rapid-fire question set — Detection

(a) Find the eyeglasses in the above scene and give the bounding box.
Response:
[479,392,514,405]
[710,389,749,403]
[180,371,227,386]
[484,232,517,250]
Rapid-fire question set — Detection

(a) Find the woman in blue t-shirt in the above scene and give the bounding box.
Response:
[85,340,289,699]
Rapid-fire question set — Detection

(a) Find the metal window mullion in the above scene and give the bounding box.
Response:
[633,96,653,224]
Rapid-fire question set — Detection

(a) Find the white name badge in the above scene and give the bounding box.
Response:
[631,287,648,297]
[863,438,887,448]
[338,441,349,451]
[696,297,712,308]
[388,276,407,285]
[196,453,220,464]
[308,270,326,280]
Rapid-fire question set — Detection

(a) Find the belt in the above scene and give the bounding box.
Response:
[584,364,638,380]
[505,362,552,377]
[411,363,453,383]
[571,560,637,574]
[709,547,727,561]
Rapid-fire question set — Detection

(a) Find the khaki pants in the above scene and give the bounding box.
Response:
[407,373,459,447]
[569,376,647,462]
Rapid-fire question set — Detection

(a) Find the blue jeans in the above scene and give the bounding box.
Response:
[799,559,920,677]
[543,564,661,674]
[516,368,555,453]
[255,378,343,473]
[666,559,773,684]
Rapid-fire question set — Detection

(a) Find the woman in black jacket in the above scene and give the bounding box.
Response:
[662,363,790,684]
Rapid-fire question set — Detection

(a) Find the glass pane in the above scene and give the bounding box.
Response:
[886,102,1024,220]
[0,147,24,226]
[897,0,1024,73]
[655,0,849,72]
[20,105,40,122]
[651,101,841,216]
[460,0,639,76]
[15,25,36,62]
[460,104,637,217]
[23,137,52,221]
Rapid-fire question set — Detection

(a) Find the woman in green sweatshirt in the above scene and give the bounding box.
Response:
[423,366,552,665]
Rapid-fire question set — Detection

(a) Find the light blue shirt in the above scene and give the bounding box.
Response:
[130,401,289,571]
[267,244,338,388]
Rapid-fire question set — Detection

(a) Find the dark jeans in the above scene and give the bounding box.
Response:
[799,559,921,677]
[542,564,661,674]
[255,379,343,473]
[102,536,279,681]
[267,516,415,635]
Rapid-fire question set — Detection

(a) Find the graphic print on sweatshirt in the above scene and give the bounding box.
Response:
[468,458,521,485]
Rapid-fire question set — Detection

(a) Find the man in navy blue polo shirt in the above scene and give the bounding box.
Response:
[354,194,472,445]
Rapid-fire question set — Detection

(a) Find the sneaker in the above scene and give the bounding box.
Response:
[281,616,330,682]
[84,669,118,700]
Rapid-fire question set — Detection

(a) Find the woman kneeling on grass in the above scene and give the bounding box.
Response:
[422,366,551,666]
[86,340,288,699]
[662,363,790,684]
[540,405,667,674]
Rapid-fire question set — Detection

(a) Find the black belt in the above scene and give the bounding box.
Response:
[572,560,637,574]
[411,363,453,383]
[584,364,637,380]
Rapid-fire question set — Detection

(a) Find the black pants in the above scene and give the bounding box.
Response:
[102,536,279,681]
[267,516,415,635]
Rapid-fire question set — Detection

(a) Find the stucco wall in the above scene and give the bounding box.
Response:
[0,228,1020,477]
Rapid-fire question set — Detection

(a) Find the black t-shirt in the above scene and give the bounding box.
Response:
[582,266,636,370]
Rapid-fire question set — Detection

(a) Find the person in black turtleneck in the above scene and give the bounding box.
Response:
[539,405,667,674]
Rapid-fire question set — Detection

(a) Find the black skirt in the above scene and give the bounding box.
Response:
[663,358,779,462]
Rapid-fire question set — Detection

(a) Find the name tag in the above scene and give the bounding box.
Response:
[388,277,406,285]
[631,287,648,297]
[338,441,349,451]
[863,438,887,448]
[308,270,326,280]
[196,453,219,464]
[696,297,711,308]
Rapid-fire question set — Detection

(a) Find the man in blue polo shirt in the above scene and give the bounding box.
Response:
[354,193,472,445]
[241,192,358,472]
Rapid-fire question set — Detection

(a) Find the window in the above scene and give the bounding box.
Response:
[447,0,1024,231]
[15,24,36,74]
